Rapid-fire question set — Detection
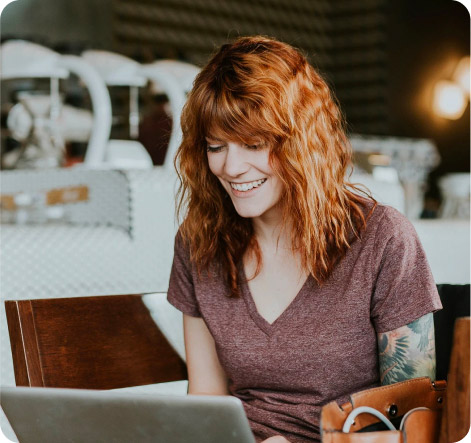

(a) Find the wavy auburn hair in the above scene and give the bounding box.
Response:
[175,36,375,297]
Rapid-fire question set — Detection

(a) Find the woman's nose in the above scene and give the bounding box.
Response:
[223,144,249,177]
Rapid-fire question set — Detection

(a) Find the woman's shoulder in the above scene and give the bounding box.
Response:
[366,203,417,242]
[370,203,412,227]
[173,226,192,265]
[174,226,186,246]
[173,226,220,275]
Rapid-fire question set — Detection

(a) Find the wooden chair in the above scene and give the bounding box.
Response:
[438,316,470,443]
[5,294,187,390]
[434,284,470,380]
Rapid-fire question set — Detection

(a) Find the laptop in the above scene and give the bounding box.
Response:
[0,386,256,443]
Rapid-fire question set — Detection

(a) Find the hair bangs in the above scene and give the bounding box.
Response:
[197,84,277,146]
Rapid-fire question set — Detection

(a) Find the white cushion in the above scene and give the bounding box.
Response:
[142,293,186,361]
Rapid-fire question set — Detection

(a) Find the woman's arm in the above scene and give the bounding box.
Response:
[183,314,230,395]
[184,316,290,442]
[377,312,436,385]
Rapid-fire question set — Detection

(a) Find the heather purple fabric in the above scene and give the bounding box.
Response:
[167,204,442,442]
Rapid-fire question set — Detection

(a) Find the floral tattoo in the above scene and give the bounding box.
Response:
[378,313,436,385]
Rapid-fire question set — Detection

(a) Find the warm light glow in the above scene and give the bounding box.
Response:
[433,80,467,119]
[453,56,470,94]
[368,154,390,166]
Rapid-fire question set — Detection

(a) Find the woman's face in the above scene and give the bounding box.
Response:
[206,138,283,222]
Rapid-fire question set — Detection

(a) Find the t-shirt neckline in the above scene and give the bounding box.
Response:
[239,264,312,335]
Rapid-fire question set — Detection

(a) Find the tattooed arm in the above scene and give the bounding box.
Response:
[377,313,436,385]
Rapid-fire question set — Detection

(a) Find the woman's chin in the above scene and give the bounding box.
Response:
[231,199,282,221]
[234,209,262,219]
[232,203,264,219]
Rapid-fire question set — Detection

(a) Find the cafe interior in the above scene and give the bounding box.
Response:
[0,0,469,441]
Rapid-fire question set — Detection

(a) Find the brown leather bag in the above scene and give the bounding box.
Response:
[321,377,447,443]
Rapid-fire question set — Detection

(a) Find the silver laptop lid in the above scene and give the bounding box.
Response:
[1,386,256,443]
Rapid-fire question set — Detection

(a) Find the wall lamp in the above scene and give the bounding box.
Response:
[433,56,470,120]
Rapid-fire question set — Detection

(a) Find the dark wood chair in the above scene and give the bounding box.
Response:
[438,316,470,443]
[434,284,470,380]
[5,294,187,390]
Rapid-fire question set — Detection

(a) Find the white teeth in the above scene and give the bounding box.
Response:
[230,179,266,192]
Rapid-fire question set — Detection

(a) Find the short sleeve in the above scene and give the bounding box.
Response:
[370,208,442,333]
[167,232,202,317]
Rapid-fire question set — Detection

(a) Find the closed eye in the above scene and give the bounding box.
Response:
[206,145,225,153]
[245,143,264,150]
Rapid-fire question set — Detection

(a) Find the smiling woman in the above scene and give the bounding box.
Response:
[205,140,283,220]
[168,36,442,443]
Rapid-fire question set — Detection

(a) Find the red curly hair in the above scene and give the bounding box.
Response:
[175,36,375,297]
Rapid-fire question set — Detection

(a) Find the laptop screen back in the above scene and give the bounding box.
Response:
[1,386,256,443]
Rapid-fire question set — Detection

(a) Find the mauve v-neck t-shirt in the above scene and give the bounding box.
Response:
[167,204,442,442]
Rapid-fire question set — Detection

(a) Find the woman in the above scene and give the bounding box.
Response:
[167,36,441,443]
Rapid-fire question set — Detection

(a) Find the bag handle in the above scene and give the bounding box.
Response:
[321,377,446,433]
[342,406,396,433]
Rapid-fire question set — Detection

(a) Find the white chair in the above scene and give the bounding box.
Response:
[1,40,112,168]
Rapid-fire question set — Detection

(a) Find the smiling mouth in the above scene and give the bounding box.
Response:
[230,178,267,192]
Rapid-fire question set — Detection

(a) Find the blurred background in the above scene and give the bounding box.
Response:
[1,0,470,213]
[0,1,469,440]
[1,0,469,214]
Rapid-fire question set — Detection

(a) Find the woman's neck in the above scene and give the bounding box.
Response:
[251,211,292,253]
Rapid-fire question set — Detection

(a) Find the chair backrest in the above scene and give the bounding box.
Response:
[438,316,470,443]
[5,294,187,390]
[434,284,470,380]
